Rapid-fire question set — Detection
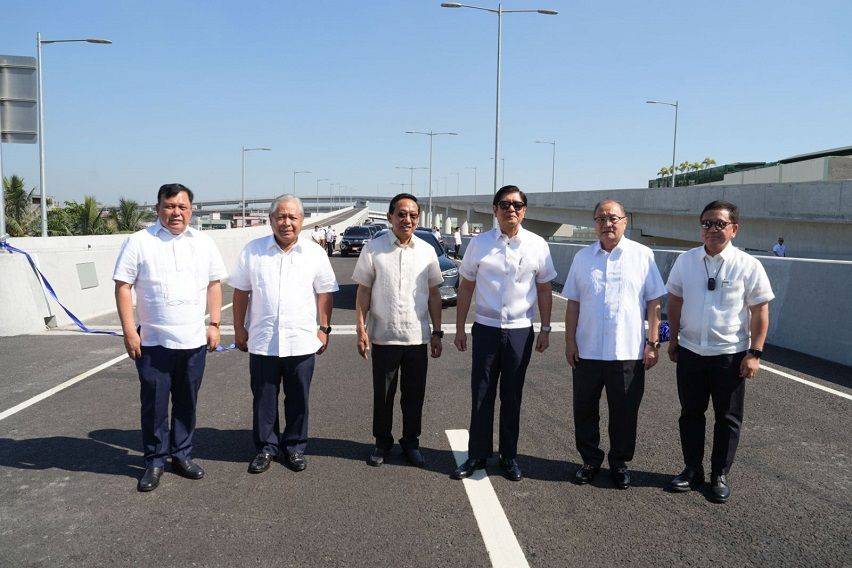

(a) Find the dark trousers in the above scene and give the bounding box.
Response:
[468,323,534,460]
[326,240,335,256]
[676,346,746,475]
[135,345,207,468]
[249,353,315,457]
[572,358,645,469]
[371,343,428,450]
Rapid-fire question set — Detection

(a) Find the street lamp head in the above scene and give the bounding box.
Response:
[646,100,659,104]
[86,38,112,44]
[441,3,463,7]
[537,9,558,15]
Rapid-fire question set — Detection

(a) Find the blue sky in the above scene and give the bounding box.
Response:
[2,0,850,205]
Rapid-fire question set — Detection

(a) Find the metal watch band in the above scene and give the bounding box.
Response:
[540,325,552,333]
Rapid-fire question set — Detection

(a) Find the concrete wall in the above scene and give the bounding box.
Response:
[459,237,852,367]
[0,207,367,336]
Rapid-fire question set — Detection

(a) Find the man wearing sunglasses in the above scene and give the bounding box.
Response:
[451,185,557,482]
[665,200,774,503]
[562,200,666,489]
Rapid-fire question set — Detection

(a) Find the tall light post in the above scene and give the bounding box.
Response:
[293,169,311,196]
[241,147,271,223]
[395,165,428,195]
[36,34,111,237]
[646,100,679,188]
[405,130,458,226]
[535,139,556,192]
[441,2,557,196]
[452,172,461,195]
[490,157,506,186]
[315,178,328,215]
[465,166,478,195]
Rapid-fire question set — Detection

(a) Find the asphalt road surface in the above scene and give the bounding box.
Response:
[1,255,850,567]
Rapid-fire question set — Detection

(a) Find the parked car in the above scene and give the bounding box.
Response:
[371,227,460,305]
[339,225,373,256]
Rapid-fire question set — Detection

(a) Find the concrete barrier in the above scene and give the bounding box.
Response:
[0,207,367,336]
[458,236,852,367]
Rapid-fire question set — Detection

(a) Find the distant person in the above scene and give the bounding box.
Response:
[451,185,557,482]
[453,227,463,257]
[772,237,786,257]
[231,195,338,475]
[432,226,441,242]
[352,193,444,468]
[325,225,337,256]
[311,225,326,249]
[665,200,774,503]
[563,199,666,489]
[113,183,227,492]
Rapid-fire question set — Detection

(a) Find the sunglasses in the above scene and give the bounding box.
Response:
[701,219,733,230]
[497,200,526,211]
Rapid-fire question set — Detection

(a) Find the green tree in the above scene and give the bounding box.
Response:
[64,196,114,235]
[3,175,37,236]
[702,157,717,169]
[690,162,704,172]
[677,161,690,173]
[110,197,152,232]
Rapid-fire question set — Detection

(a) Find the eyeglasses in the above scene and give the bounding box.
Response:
[593,215,626,225]
[497,200,526,211]
[700,219,733,230]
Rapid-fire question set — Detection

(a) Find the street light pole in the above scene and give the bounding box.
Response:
[315,178,329,215]
[452,172,461,195]
[241,147,271,223]
[441,2,557,196]
[405,130,458,226]
[293,170,311,197]
[535,139,556,192]
[395,166,428,195]
[646,99,679,188]
[36,34,112,237]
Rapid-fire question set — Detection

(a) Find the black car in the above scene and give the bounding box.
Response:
[339,225,373,256]
[371,227,461,305]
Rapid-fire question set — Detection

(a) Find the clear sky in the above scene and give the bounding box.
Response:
[2,0,850,205]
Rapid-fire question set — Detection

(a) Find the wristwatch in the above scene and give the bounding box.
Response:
[646,339,660,349]
[747,348,763,359]
[432,330,445,339]
[319,326,332,335]
[208,322,220,328]
[540,325,552,333]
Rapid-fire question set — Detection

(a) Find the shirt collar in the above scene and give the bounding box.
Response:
[593,236,627,255]
[267,234,302,254]
[150,219,193,238]
[703,241,736,261]
[496,225,525,243]
[393,233,417,248]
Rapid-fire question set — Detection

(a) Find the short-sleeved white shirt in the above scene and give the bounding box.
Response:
[666,243,774,356]
[229,235,339,357]
[112,221,227,349]
[351,232,444,345]
[562,238,667,361]
[311,229,325,243]
[459,226,557,329]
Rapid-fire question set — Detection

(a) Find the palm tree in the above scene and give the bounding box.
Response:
[65,195,113,235]
[677,161,690,173]
[690,162,704,172]
[702,157,717,169]
[111,197,152,232]
[3,175,36,236]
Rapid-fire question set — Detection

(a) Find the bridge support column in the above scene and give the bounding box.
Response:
[444,208,453,234]
[461,209,470,236]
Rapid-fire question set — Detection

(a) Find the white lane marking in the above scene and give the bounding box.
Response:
[761,363,852,401]
[0,305,237,421]
[445,429,530,568]
[0,353,128,422]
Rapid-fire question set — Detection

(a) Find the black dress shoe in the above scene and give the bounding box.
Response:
[283,452,307,472]
[709,474,731,503]
[573,464,600,485]
[668,467,705,492]
[172,458,204,480]
[451,458,487,480]
[499,457,522,481]
[248,452,274,474]
[367,447,391,467]
[403,447,426,468]
[611,466,630,489]
[138,466,164,492]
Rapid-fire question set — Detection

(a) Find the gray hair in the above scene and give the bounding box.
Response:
[268,194,304,216]
[593,199,626,217]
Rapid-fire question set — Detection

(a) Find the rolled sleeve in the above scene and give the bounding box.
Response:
[458,238,479,281]
[666,256,684,297]
[314,254,340,294]
[112,237,138,284]
[536,244,557,283]
[643,254,667,302]
[228,247,252,291]
[351,242,376,287]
